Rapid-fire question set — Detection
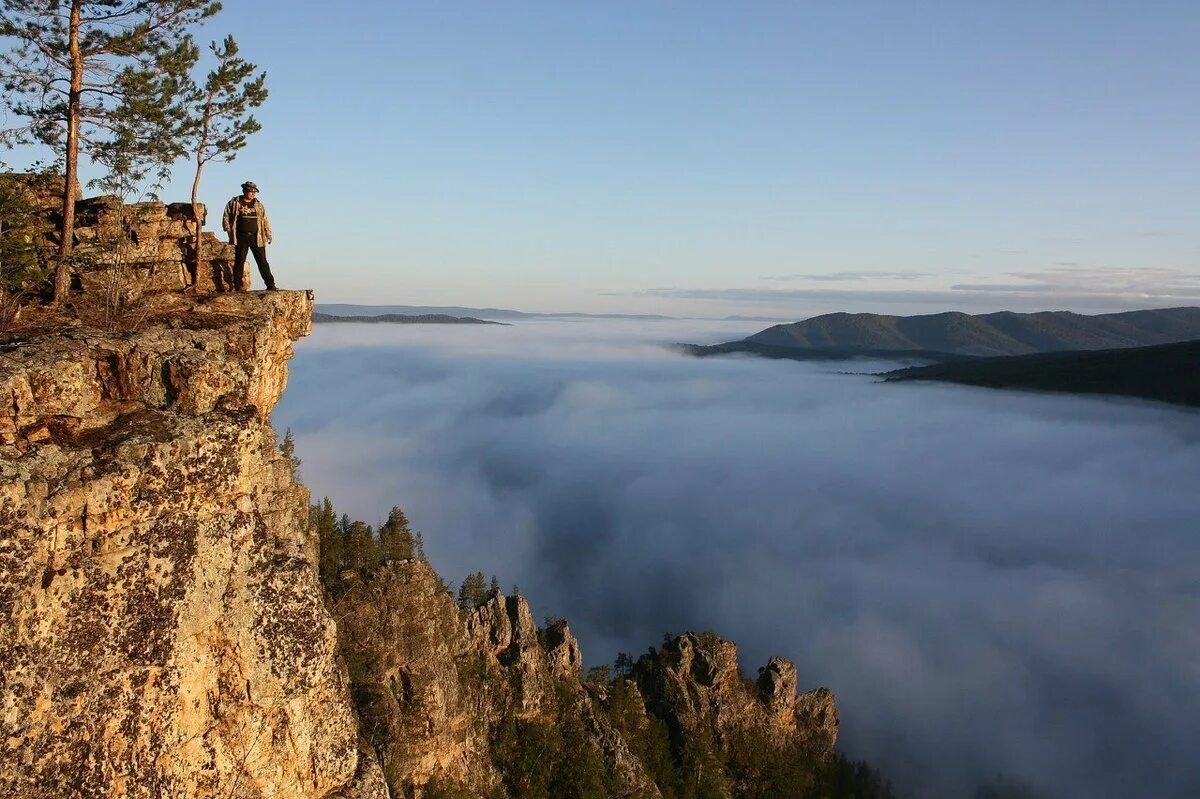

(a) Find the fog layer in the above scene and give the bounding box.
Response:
[276,319,1200,798]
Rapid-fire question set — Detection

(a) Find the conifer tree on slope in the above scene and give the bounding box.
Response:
[378,506,415,562]
[180,34,266,284]
[458,571,489,609]
[344,520,380,574]
[311,498,342,590]
[0,0,220,302]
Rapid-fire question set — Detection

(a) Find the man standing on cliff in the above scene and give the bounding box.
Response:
[221,181,277,291]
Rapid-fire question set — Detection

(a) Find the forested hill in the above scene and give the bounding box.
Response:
[677,341,971,364]
[744,307,1200,357]
[885,339,1200,408]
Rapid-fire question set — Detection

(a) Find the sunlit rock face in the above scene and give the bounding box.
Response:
[634,632,839,758]
[0,173,239,293]
[334,560,641,796]
[337,557,841,799]
[0,289,844,799]
[0,291,373,799]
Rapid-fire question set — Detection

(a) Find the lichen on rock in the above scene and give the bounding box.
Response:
[0,291,370,799]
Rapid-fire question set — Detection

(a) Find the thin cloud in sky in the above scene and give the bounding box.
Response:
[633,266,1200,314]
[760,270,934,282]
[635,285,1199,313]
[953,266,1200,298]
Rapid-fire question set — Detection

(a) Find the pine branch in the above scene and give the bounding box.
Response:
[80,2,158,24]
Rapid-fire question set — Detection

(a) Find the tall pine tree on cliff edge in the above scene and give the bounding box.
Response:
[180,34,266,286]
[0,0,220,302]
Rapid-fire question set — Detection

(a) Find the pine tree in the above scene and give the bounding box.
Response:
[343,520,378,574]
[457,571,489,609]
[0,0,220,301]
[279,428,301,478]
[678,727,730,799]
[378,506,414,562]
[0,174,43,311]
[585,665,611,686]
[311,497,342,590]
[180,34,266,284]
[613,652,636,677]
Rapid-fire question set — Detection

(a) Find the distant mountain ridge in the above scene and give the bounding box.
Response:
[317,304,792,323]
[317,303,674,321]
[676,341,971,364]
[312,312,505,325]
[746,307,1200,357]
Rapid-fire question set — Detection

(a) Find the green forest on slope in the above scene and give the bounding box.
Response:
[293,437,896,799]
[744,308,1200,357]
[884,339,1200,408]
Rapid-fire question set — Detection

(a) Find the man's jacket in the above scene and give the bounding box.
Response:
[221,196,272,248]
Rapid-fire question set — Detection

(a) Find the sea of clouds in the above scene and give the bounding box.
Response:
[275,318,1200,798]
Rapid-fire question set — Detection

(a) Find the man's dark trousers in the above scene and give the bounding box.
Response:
[234,235,276,290]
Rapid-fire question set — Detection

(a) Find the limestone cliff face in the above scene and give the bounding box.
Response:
[0,292,368,798]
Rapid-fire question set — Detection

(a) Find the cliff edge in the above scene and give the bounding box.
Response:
[0,291,372,798]
[1,292,878,799]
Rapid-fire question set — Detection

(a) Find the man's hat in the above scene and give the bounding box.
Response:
[241,181,259,191]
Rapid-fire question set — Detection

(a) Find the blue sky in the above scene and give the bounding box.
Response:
[7,1,1200,315]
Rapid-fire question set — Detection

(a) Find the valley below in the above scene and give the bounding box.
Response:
[278,316,1200,798]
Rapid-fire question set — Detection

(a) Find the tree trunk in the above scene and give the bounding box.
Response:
[190,156,205,290]
[55,0,85,304]
[191,100,214,292]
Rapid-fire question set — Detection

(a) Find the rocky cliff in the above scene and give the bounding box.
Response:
[0,292,372,798]
[1,292,873,799]
[333,557,843,799]
[335,559,666,798]
[0,172,240,295]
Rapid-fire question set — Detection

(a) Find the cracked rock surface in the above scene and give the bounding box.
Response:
[0,291,370,799]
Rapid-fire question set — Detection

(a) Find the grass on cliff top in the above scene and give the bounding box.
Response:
[0,287,271,345]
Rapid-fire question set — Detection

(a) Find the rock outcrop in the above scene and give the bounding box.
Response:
[0,173,239,294]
[0,291,371,798]
[1,290,860,799]
[634,633,838,759]
[335,559,664,798]
[335,556,840,799]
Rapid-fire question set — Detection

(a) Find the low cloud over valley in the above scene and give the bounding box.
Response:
[277,319,1200,798]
